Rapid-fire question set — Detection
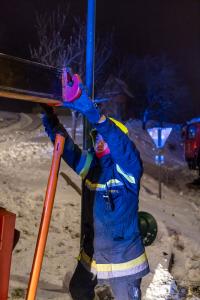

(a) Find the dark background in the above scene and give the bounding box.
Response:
[0,0,200,116]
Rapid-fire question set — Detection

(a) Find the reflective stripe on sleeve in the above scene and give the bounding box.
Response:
[116,164,136,184]
[78,152,93,179]
[85,179,124,191]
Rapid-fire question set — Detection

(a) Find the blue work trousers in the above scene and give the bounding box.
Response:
[69,262,142,300]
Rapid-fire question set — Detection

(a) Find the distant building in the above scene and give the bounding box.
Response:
[97,75,134,120]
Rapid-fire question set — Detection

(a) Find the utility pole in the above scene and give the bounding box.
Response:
[83,0,96,149]
[81,0,96,244]
[157,128,162,199]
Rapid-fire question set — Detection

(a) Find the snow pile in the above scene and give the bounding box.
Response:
[144,264,179,300]
[0,112,200,299]
[0,140,53,168]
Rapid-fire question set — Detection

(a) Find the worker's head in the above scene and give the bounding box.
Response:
[90,118,128,158]
[90,129,110,158]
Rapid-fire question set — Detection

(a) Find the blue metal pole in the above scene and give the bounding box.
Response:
[81,0,96,245]
[86,0,96,98]
[83,0,96,149]
[158,128,162,199]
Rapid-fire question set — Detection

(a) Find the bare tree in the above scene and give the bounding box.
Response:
[142,55,189,128]
[30,7,71,67]
[30,8,112,140]
[113,54,189,128]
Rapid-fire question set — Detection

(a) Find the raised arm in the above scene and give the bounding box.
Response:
[96,117,143,185]
[41,105,93,178]
[60,82,142,183]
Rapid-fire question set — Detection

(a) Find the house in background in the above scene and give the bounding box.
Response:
[97,75,134,121]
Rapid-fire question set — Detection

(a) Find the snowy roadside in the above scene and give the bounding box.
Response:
[0,112,200,299]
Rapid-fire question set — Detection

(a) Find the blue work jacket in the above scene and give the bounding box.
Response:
[60,118,149,280]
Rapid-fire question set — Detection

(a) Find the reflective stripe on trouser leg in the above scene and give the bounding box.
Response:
[78,249,148,279]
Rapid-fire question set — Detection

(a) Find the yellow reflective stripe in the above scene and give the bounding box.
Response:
[79,153,93,179]
[116,164,136,184]
[97,253,147,272]
[79,250,147,272]
[107,179,123,187]
[85,179,105,190]
[109,117,129,134]
[85,179,124,191]
[79,250,97,269]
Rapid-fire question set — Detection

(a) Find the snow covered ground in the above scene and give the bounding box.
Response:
[0,111,200,300]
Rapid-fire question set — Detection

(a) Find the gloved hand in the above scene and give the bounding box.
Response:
[62,84,101,124]
[41,104,68,143]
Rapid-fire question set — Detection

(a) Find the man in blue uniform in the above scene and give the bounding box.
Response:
[42,88,149,300]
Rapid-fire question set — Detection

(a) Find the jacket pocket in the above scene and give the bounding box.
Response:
[111,222,124,241]
[104,187,124,212]
[106,188,126,241]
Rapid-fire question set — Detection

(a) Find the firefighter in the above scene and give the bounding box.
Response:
[41,87,149,300]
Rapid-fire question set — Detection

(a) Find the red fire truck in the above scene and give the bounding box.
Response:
[183,118,200,174]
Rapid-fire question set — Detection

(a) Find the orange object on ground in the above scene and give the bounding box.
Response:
[26,134,65,300]
[0,208,16,300]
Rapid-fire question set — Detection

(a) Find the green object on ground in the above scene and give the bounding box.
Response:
[138,211,158,246]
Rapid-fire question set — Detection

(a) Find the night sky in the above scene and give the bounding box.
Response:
[0,0,200,116]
